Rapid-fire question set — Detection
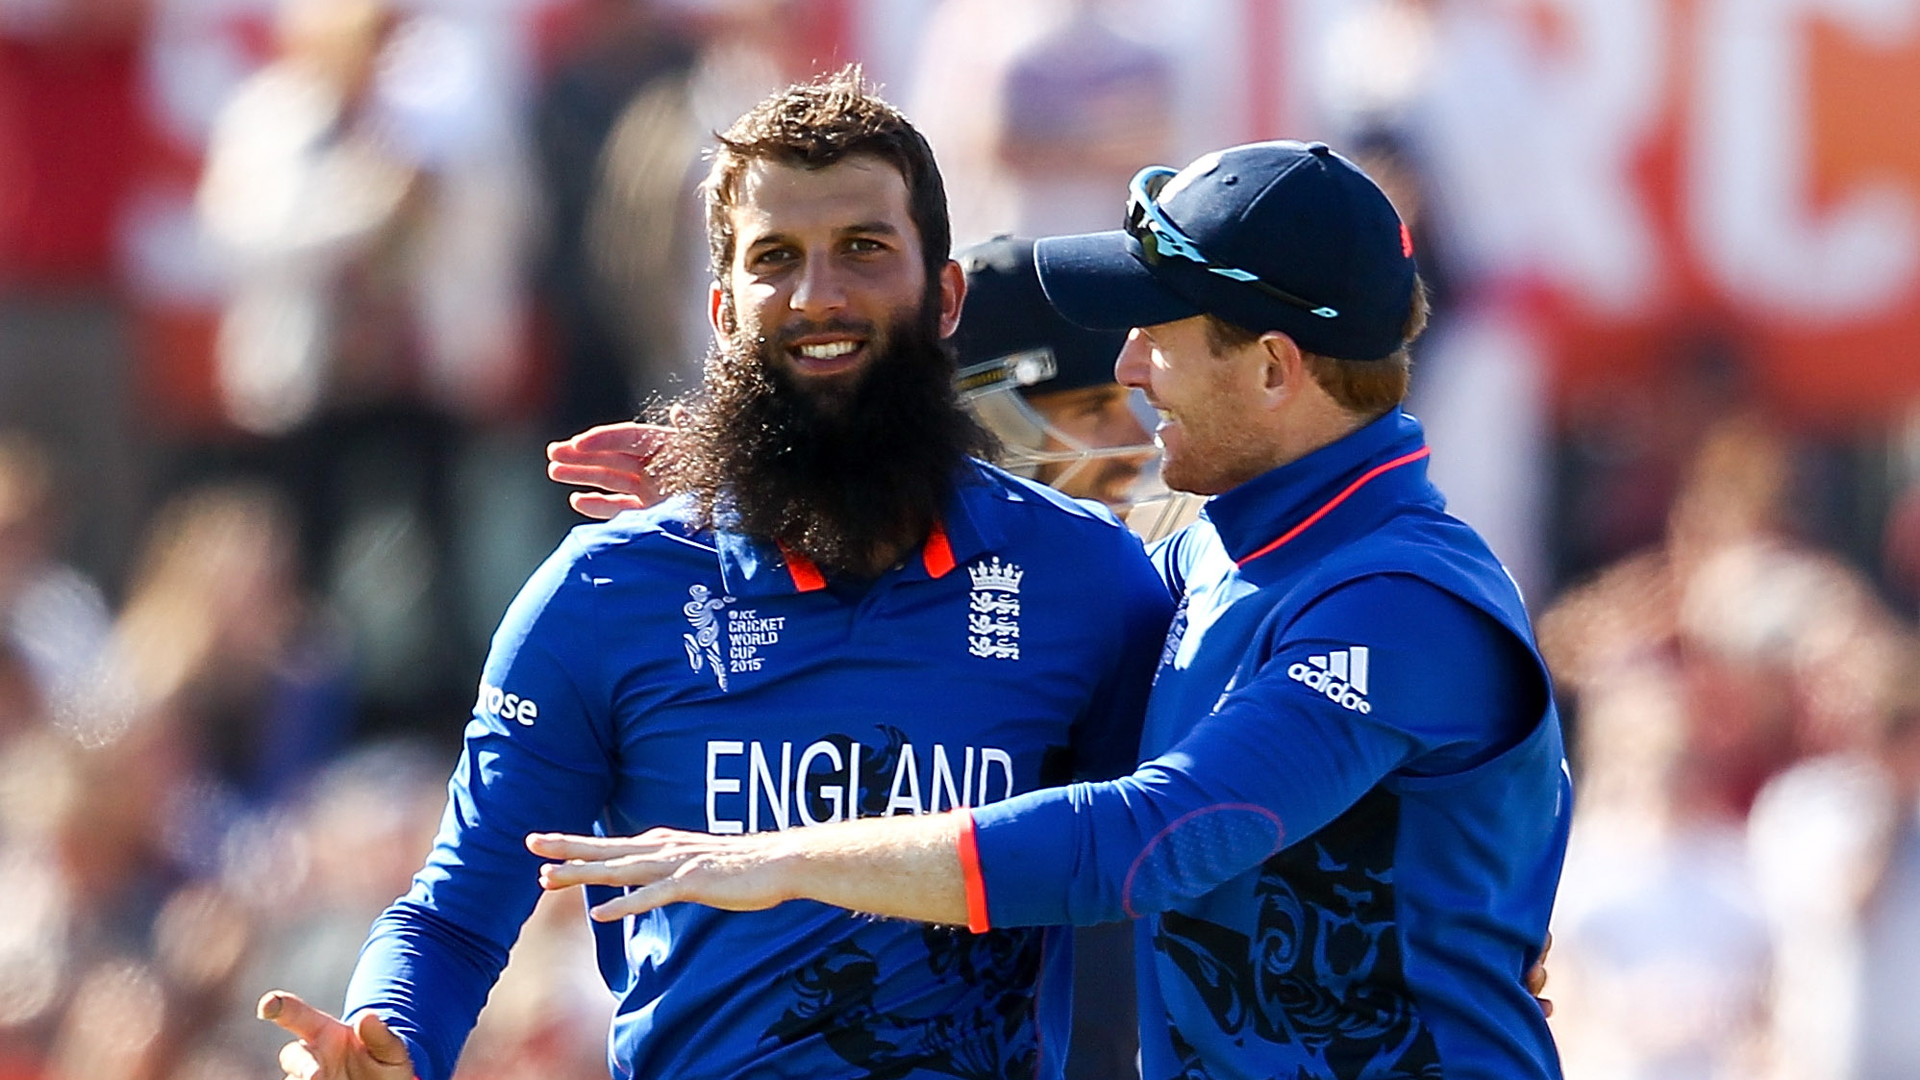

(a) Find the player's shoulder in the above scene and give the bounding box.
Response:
[563,494,720,566]
[517,496,724,610]
[960,460,1137,543]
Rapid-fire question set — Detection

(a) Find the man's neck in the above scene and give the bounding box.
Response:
[1226,399,1380,491]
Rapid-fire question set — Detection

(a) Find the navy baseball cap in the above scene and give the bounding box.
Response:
[950,236,1128,395]
[1034,140,1417,362]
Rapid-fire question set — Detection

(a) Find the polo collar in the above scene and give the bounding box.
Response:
[1202,410,1437,568]
[714,462,1002,596]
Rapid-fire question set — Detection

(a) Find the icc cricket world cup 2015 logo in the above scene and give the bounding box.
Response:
[684,583,735,690]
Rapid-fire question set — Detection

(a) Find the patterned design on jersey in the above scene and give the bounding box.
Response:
[763,926,1044,1079]
[1162,1020,1210,1080]
[1152,789,1442,1079]
[835,725,908,819]
[683,584,734,690]
[1154,593,1191,685]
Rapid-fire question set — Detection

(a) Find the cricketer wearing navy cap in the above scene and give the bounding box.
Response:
[532,139,1571,1080]
[1036,140,1418,362]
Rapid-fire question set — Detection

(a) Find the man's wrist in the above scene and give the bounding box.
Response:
[756,829,815,905]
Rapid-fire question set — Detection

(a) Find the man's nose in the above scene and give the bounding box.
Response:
[1113,330,1151,388]
[789,258,849,317]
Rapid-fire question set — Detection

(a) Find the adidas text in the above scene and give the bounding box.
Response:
[1286,646,1373,714]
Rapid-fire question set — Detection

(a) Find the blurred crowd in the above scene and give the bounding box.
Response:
[2,1,1919,1078]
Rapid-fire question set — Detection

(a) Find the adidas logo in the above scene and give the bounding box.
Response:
[1287,646,1373,714]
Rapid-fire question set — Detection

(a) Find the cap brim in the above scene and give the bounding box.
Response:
[1034,231,1203,332]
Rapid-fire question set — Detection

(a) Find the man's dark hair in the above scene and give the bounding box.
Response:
[664,68,989,577]
[1203,274,1431,417]
[702,65,952,300]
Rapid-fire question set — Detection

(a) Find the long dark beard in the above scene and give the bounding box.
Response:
[665,297,993,577]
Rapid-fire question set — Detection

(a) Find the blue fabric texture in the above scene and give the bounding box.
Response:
[971,410,1572,1080]
[342,461,1173,1080]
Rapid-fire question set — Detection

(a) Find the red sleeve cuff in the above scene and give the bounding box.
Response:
[956,811,992,933]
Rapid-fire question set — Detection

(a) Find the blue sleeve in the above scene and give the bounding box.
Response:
[343,535,618,1080]
[1068,529,1176,782]
[970,573,1543,928]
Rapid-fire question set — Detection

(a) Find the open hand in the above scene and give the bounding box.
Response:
[258,990,414,1080]
[528,827,796,920]
[546,419,678,519]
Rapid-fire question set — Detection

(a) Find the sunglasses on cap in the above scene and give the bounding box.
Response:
[1124,165,1340,320]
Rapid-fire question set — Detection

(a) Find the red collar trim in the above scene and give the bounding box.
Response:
[1234,446,1431,567]
[923,521,956,578]
[778,521,955,591]
[777,542,828,593]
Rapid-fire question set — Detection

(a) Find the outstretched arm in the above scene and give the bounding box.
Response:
[528,821,1558,1015]
[529,812,973,926]
[534,578,1539,929]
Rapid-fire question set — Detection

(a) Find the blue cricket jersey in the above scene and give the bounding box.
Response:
[967,411,1572,1080]
[343,461,1174,1080]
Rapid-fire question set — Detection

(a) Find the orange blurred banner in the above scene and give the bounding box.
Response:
[1529,0,1920,428]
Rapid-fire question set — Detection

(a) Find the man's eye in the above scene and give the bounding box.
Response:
[751,249,795,269]
[847,238,885,254]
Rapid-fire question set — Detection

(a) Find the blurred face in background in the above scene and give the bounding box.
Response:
[1023,383,1154,508]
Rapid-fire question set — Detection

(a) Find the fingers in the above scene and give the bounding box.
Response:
[548,422,644,457]
[569,491,650,520]
[260,992,413,1080]
[258,990,346,1044]
[547,441,668,515]
[353,1010,413,1070]
[279,1038,321,1080]
[584,880,684,922]
[526,830,682,860]
[1528,931,1553,1017]
[529,829,708,896]
[538,852,679,892]
[549,422,674,459]
[548,460,657,494]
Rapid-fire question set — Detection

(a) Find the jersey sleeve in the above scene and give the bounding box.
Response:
[1068,528,1176,782]
[342,534,620,1080]
[967,573,1544,929]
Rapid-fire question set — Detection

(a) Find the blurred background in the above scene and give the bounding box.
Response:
[2,0,1918,1078]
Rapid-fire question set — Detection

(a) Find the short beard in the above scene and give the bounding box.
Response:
[665,294,993,578]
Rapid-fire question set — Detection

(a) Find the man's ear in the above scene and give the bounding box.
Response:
[936,260,967,339]
[707,279,733,338]
[1254,331,1306,410]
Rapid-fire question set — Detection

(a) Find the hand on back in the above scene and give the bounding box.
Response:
[546,419,678,519]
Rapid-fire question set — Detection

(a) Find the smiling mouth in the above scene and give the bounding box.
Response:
[798,340,858,360]
[786,335,869,374]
